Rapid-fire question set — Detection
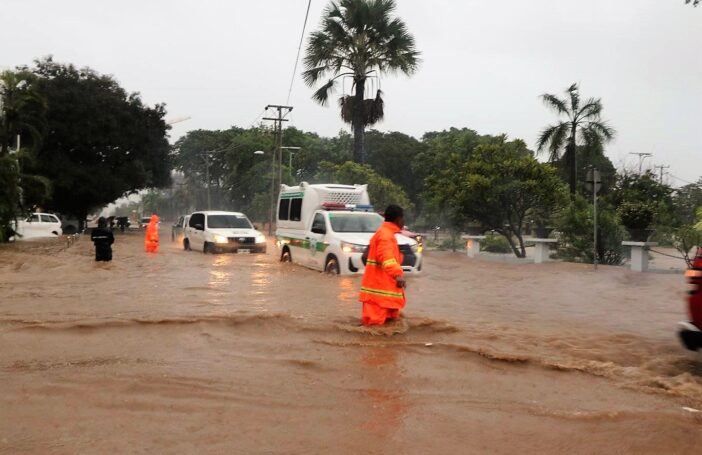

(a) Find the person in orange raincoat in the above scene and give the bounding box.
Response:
[359,205,407,326]
[144,214,160,253]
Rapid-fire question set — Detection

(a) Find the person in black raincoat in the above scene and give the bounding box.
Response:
[91,217,114,261]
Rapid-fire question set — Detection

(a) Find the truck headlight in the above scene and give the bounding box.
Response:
[213,234,228,244]
[255,234,267,244]
[341,241,365,253]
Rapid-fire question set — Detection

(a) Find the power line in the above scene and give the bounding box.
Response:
[668,173,696,186]
[248,108,266,128]
[286,0,312,105]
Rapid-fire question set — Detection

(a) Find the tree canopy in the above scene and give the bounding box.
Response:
[21,58,172,221]
[424,140,568,257]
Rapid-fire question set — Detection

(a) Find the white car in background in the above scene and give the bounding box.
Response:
[11,213,63,240]
[183,211,267,254]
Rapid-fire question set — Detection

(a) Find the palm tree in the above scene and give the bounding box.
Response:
[303,0,419,163]
[537,83,615,194]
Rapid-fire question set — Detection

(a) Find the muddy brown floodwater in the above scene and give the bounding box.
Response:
[2,229,702,454]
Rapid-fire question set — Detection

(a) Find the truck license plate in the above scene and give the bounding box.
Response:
[238,249,250,254]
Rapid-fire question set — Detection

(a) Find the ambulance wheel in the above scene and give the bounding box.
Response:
[183,238,191,251]
[324,255,340,275]
[203,242,213,254]
[281,247,292,263]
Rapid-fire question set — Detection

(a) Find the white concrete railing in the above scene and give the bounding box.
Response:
[461,234,558,263]
[622,241,658,272]
[460,235,486,258]
[524,238,558,264]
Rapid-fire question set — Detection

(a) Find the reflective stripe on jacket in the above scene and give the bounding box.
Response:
[359,221,405,309]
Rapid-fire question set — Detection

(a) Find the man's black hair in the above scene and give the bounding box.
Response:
[384,205,404,222]
[98,217,107,228]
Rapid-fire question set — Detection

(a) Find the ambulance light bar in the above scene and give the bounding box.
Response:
[322,203,374,212]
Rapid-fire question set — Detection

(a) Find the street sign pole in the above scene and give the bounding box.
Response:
[586,168,602,270]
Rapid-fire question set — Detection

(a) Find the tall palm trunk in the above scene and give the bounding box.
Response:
[352,77,366,163]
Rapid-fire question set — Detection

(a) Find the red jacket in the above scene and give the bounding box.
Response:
[359,222,405,309]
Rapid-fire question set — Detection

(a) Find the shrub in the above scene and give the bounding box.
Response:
[556,195,625,265]
[617,201,654,230]
[481,234,513,253]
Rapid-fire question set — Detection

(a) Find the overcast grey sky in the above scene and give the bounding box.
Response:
[2,0,700,185]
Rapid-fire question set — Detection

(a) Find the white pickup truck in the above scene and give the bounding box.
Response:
[183,211,267,254]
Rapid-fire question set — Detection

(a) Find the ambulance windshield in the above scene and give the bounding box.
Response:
[328,213,383,233]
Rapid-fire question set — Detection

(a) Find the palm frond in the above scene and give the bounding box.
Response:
[312,79,336,106]
[536,122,569,162]
[577,97,603,120]
[581,121,616,147]
[567,83,580,114]
[540,93,568,115]
[302,66,328,86]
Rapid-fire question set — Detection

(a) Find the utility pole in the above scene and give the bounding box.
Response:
[654,165,670,184]
[263,104,293,236]
[280,146,301,178]
[629,152,653,174]
[204,152,211,211]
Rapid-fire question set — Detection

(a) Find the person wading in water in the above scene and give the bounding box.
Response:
[144,214,160,253]
[358,205,407,326]
[91,217,114,262]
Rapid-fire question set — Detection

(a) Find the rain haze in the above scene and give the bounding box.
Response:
[2,0,700,184]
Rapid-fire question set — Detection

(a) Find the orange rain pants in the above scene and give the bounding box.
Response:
[362,303,400,326]
[144,214,160,253]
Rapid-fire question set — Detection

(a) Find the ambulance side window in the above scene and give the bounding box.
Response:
[290,198,302,221]
[278,199,290,221]
[311,213,326,234]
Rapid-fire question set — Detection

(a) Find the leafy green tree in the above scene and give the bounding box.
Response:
[315,161,413,213]
[425,141,568,257]
[365,130,425,203]
[174,126,276,212]
[0,155,21,241]
[0,70,46,156]
[685,0,699,6]
[303,0,420,163]
[21,58,171,226]
[673,179,702,226]
[606,171,676,229]
[537,83,615,194]
[0,70,51,238]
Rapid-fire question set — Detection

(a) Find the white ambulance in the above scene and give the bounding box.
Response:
[275,183,423,275]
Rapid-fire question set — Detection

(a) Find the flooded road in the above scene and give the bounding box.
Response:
[2,230,702,453]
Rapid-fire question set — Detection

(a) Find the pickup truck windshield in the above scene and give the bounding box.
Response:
[208,215,252,229]
[329,213,383,233]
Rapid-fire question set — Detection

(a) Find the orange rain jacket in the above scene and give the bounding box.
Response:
[145,214,159,253]
[359,221,406,310]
